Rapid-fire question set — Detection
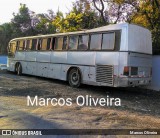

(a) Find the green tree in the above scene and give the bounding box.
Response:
[52,0,104,33]
[63,12,83,32]
[127,0,160,54]
[92,0,109,25]
[35,13,56,34]
[52,10,65,32]
[11,4,38,37]
[52,8,84,32]
[91,0,160,54]
[72,0,103,29]
[91,0,137,24]
[0,23,13,54]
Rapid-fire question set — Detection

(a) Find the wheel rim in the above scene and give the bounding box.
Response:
[17,64,20,75]
[17,65,20,74]
[71,72,80,85]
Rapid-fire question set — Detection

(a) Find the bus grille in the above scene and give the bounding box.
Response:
[96,65,113,85]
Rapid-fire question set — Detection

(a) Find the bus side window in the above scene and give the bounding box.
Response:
[23,40,26,50]
[51,37,55,50]
[45,37,55,50]
[90,34,102,50]
[26,40,31,50]
[18,40,25,51]
[42,38,47,50]
[55,37,63,50]
[47,38,51,50]
[10,44,15,53]
[78,35,88,50]
[37,38,42,50]
[16,41,20,50]
[31,39,37,50]
[102,33,115,50]
[68,36,78,50]
[63,36,68,50]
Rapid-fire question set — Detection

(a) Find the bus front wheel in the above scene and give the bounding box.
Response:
[68,68,81,88]
[16,63,22,76]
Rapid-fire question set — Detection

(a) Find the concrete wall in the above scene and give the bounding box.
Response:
[147,55,160,91]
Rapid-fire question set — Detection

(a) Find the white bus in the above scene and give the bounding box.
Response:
[7,23,152,88]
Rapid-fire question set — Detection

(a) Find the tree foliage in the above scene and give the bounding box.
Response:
[132,0,160,54]
[0,23,13,54]
[0,0,160,54]
[11,4,36,37]
[91,0,160,54]
[52,0,103,32]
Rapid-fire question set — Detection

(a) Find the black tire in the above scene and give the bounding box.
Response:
[16,63,22,75]
[68,68,81,88]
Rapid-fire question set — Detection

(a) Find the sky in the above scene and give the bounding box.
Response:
[0,0,75,24]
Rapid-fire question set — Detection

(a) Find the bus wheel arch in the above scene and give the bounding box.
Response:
[15,62,22,75]
[67,67,82,88]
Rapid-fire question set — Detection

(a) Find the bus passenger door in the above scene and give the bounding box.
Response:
[8,41,17,71]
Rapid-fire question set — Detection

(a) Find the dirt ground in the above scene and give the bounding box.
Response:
[0,70,160,137]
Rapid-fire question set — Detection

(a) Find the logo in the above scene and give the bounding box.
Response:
[2,130,11,135]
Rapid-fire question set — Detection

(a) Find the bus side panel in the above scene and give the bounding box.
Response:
[49,52,67,80]
[60,65,69,81]
[116,52,128,87]
[7,58,15,72]
[25,52,37,75]
[96,52,119,65]
[25,52,37,62]
[21,61,28,74]
[36,52,51,63]
[51,52,67,64]
[48,64,62,79]
[118,52,128,76]
[26,62,37,75]
[67,52,95,66]
[36,63,49,77]
[82,66,90,83]
[14,51,26,61]
[36,52,50,77]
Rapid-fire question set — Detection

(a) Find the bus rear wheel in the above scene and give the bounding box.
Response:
[16,63,22,76]
[68,68,81,88]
